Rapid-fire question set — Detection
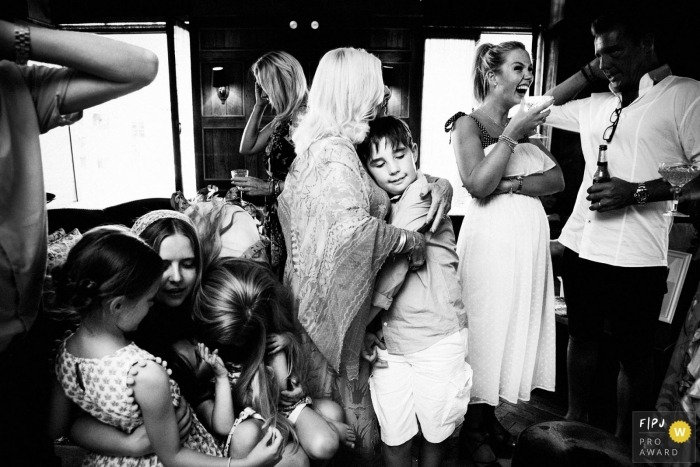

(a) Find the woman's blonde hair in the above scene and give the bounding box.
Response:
[252,51,308,128]
[292,47,384,155]
[473,41,527,103]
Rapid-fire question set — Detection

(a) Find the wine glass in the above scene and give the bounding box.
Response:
[231,169,249,201]
[522,95,554,139]
[658,162,700,217]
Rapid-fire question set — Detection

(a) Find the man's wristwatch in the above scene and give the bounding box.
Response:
[634,182,648,205]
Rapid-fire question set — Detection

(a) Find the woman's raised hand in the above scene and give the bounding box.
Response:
[247,427,285,467]
[254,82,270,108]
[506,99,552,140]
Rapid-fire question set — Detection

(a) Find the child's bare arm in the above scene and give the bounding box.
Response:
[198,343,235,436]
[267,351,290,394]
[47,376,77,440]
[71,412,153,456]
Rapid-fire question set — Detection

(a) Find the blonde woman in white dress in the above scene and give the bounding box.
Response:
[446,41,563,467]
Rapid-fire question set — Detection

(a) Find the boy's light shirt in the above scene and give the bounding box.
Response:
[372,171,466,355]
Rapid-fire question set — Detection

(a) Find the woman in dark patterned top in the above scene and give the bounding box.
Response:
[236,51,308,277]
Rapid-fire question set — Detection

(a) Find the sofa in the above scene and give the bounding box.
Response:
[47,197,173,234]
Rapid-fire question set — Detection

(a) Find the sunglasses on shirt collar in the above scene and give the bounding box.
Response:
[603,105,622,144]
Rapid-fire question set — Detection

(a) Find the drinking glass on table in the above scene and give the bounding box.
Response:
[522,95,554,139]
[658,162,700,217]
[231,169,249,201]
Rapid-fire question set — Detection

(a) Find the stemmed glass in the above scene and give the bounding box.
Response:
[231,169,249,202]
[522,95,554,139]
[658,162,700,217]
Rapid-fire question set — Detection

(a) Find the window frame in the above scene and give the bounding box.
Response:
[54,21,185,197]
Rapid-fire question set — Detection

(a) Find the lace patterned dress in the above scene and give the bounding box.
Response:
[55,338,223,466]
[263,119,297,273]
[447,112,556,406]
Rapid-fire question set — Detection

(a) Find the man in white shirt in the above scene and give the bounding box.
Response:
[545,10,700,440]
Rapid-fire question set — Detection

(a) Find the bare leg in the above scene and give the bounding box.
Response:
[566,337,598,422]
[616,356,654,441]
[420,438,448,467]
[294,405,340,462]
[313,398,356,448]
[229,418,309,467]
[382,439,412,467]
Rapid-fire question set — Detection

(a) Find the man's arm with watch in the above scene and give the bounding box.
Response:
[586,177,679,212]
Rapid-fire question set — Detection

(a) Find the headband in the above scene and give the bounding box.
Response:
[130,210,195,237]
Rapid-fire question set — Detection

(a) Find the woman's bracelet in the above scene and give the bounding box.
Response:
[498,135,518,153]
[268,178,283,197]
[394,231,407,254]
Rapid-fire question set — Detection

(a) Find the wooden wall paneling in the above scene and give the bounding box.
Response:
[380,61,411,118]
[193,23,422,190]
[201,61,246,117]
[203,128,243,179]
[370,28,420,145]
[197,32,276,186]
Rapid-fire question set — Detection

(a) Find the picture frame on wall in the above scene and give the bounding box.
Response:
[659,250,693,324]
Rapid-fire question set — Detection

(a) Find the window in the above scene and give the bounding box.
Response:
[41,31,176,208]
[420,33,533,214]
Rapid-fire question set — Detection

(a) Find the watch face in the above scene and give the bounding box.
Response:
[635,185,648,204]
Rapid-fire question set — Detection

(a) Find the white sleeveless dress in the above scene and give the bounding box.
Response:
[457,130,557,406]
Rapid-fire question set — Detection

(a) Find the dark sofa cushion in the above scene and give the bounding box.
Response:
[103,198,172,229]
[47,208,107,235]
[47,198,172,234]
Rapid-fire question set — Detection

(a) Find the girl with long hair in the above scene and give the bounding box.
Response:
[48,226,284,467]
[194,258,354,463]
[65,212,308,466]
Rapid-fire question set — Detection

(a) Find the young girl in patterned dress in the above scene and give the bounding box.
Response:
[48,226,285,467]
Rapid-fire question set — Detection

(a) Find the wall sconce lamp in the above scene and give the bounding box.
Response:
[212,66,229,105]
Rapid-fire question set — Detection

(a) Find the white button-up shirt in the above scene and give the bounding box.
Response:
[547,65,700,267]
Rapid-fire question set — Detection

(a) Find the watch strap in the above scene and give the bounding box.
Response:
[14,24,31,66]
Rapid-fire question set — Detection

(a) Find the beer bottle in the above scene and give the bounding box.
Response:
[592,144,611,184]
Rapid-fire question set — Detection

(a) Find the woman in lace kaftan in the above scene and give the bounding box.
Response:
[277,47,450,458]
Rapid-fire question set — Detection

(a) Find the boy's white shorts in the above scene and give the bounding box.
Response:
[369,329,472,446]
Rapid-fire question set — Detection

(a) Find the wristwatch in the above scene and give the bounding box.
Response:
[634,182,648,205]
